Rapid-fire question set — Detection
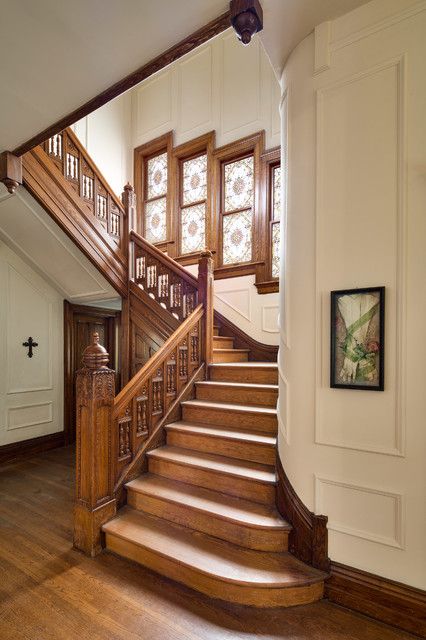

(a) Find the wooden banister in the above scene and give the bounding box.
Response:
[41,127,126,251]
[131,230,198,321]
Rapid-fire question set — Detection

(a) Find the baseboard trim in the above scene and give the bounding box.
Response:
[0,431,65,464]
[326,561,426,638]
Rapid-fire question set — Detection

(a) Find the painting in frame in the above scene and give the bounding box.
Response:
[330,286,385,391]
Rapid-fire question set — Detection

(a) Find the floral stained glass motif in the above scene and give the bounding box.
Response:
[181,204,206,255]
[273,166,281,221]
[272,222,280,278]
[223,210,253,265]
[145,197,167,244]
[147,152,168,199]
[183,154,207,205]
[224,156,254,213]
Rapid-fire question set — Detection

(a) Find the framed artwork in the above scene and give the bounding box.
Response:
[330,287,385,391]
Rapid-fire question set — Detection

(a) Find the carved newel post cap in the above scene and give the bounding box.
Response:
[123,182,134,192]
[82,333,109,369]
[200,250,213,258]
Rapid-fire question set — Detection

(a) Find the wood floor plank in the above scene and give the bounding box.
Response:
[0,446,416,640]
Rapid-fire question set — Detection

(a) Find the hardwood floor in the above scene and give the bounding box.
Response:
[0,446,416,640]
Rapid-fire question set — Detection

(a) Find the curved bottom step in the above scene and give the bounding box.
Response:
[103,508,326,608]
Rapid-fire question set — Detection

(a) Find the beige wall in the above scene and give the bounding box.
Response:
[278,0,426,588]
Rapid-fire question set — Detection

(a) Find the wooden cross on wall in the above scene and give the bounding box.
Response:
[23,337,38,358]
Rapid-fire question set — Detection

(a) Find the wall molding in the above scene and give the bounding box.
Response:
[7,401,53,431]
[214,287,252,322]
[0,431,65,464]
[315,55,407,457]
[261,305,279,333]
[330,0,426,54]
[315,475,404,549]
[326,561,426,638]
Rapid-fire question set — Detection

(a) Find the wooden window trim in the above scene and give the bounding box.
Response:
[212,130,265,276]
[134,132,174,250]
[171,131,215,263]
[255,146,281,294]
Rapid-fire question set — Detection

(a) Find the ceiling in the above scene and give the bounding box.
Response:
[0,0,370,155]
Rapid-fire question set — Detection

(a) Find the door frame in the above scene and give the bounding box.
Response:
[64,301,120,444]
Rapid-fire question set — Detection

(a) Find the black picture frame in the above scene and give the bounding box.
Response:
[330,286,385,391]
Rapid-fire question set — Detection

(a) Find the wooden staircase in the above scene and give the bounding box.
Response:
[102,327,327,607]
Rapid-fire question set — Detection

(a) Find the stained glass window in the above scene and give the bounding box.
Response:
[183,154,207,205]
[181,204,206,255]
[223,209,253,265]
[224,156,254,212]
[272,222,280,278]
[147,152,168,199]
[145,197,167,244]
[273,166,281,221]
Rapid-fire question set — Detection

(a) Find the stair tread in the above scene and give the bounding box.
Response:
[182,399,277,415]
[196,381,278,391]
[166,420,276,445]
[126,474,289,530]
[148,446,276,483]
[103,508,324,587]
[209,362,278,368]
[213,348,250,353]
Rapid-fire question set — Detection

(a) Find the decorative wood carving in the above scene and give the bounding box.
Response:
[326,562,426,638]
[74,333,116,557]
[22,146,128,297]
[0,151,22,194]
[230,0,263,45]
[276,454,330,573]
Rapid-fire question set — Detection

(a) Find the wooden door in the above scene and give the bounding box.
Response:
[64,302,119,444]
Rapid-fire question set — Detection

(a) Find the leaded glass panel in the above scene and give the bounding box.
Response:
[183,154,207,205]
[224,156,254,212]
[222,210,252,265]
[273,166,281,221]
[181,204,206,255]
[272,222,280,278]
[145,197,167,243]
[147,152,168,199]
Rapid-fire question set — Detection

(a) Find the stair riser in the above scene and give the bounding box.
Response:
[182,405,277,435]
[166,429,276,465]
[213,337,234,349]
[127,491,288,552]
[209,367,278,385]
[105,533,323,607]
[213,351,249,363]
[196,384,277,408]
[148,457,275,505]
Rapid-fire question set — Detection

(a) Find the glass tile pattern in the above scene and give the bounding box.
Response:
[273,166,281,221]
[183,154,207,205]
[181,204,206,255]
[272,222,280,278]
[145,197,167,243]
[223,210,252,265]
[147,152,168,199]
[224,156,254,212]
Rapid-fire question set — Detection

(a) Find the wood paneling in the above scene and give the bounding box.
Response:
[326,562,426,638]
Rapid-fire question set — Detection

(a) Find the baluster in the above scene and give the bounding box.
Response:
[74,333,116,557]
[118,407,132,459]
[136,387,148,437]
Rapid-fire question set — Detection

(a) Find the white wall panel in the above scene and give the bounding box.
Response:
[178,46,213,135]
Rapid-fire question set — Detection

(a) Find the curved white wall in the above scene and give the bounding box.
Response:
[278,0,426,589]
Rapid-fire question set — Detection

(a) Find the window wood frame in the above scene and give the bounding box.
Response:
[134,131,173,252]
[171,131,215,265]
[212,130,265,278]
[255,147,281,294]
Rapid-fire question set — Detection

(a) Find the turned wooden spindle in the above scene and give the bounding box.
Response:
[73,332,116,557]
[198,251,214,365]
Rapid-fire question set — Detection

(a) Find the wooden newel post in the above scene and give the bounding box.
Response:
[73,332,116,557]
[198,251,214,365]
[122,182,137,235]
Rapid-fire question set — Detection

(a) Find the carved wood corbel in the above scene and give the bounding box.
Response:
[0,151,22,193]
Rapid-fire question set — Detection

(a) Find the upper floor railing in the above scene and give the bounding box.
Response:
[43,128,126,249]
